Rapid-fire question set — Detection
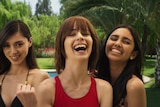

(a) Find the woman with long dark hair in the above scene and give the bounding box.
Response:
[97,25,146,107]
[0,20,49,107]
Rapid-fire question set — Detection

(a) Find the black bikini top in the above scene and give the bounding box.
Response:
[0,95,23,107]
[0,70,29,107]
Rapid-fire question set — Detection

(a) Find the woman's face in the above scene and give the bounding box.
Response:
[3,32,32,65]
[106,28,137,63]
[64,27,93,61]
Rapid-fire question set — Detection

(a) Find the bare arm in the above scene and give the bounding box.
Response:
[126,77,147,107]
[30,69,50,87]
[36,78,56,107]
[96,78,113,107]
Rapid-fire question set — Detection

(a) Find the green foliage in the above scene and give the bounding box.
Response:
[35,0,52,17]
[0,0,32,29]
[30,15,61,48]
[0,0,62,58]
[60,0,160,61]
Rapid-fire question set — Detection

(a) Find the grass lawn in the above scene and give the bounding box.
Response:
[143,57,160,107]
[36,57,55,69]
[36,57,160,107]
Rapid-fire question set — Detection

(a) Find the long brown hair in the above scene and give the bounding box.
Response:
[55,16,99,74]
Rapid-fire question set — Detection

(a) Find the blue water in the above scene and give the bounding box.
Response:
[48,72,57,78]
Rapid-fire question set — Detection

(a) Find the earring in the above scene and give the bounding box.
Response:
[130,57,134,60]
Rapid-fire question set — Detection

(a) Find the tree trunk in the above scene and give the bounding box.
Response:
[154,37,160,88]
[141,24,148,58]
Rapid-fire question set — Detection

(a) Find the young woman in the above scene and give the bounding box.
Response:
[97,25,146,107]
[0,20,49,107]
[36,16,113,107]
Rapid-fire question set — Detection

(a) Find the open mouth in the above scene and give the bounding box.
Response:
[74,44,86,51]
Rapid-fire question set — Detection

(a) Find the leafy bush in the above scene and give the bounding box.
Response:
[35,48,55,58]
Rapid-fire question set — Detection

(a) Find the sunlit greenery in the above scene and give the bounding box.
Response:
[1,0,160,87]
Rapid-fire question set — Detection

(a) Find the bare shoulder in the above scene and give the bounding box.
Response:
[95,78,112,89]
[95,78,113,107]
[37,78,56,107]
[126,75,146,107]
[29,69,50,86]
[30,69,50,78]
[126,75,145,92]
[95,78,112,97]
[38,77,56,92]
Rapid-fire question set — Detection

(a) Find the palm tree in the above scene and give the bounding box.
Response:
[60,0,160,87]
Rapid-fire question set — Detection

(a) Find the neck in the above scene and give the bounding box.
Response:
[59,60,89,88]
[8,64,29,74]
[109,61,127,84]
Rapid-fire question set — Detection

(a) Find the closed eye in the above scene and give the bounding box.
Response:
[109,35,118,41]
[123,38,131,44]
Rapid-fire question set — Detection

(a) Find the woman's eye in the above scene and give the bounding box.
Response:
[15,43,23,47]
[3,44,10,48]
[123,40,130,44]
[69,33,76,36]
[69,31,77,36]
[82,33,90,36]
[110,36,118,41]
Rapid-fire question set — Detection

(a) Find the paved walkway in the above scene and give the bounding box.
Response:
[143,75,151,83]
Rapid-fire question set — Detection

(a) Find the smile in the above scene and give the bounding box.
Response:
[74,44,87,51]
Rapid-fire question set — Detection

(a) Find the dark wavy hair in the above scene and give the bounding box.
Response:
[97,24,143,107]
[0,20,38,74]
[55,16,99,74]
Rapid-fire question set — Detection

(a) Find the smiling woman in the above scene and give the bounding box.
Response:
[36,16,113,107]
[0,19,49,107]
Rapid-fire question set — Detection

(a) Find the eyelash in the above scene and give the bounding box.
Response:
[69,31,90,36]
[3,43,23,48]
[110,37,130,44]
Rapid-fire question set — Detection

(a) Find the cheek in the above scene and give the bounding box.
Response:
[105,41,110,50]
[125,47,134,57]
[3,49,9,57]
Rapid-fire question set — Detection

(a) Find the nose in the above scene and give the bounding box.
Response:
[76,32,84,41]
[10,46,18,54]
[114,40,122,47]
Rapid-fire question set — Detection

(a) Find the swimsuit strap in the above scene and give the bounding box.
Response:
[0,71,8,93]
[25,69,29,85]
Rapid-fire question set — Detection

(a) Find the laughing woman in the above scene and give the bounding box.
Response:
[97,25,146,107]
[36,16,113,107]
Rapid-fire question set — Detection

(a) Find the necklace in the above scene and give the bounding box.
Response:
[0,69,29,93]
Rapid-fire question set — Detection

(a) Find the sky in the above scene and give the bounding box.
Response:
[12,0,61,14]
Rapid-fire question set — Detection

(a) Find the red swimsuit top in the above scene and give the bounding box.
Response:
[53,76,99,107]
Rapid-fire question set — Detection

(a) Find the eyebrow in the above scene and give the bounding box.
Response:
[5,40,24,44]
[110,34,118,37]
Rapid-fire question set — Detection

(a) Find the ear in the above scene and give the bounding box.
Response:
[29,37,33,47]
[130,51,138,60]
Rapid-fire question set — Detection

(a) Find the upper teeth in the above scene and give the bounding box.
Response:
[75,44,86,49]
[112,49,121,54]
[74,44,86,51]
